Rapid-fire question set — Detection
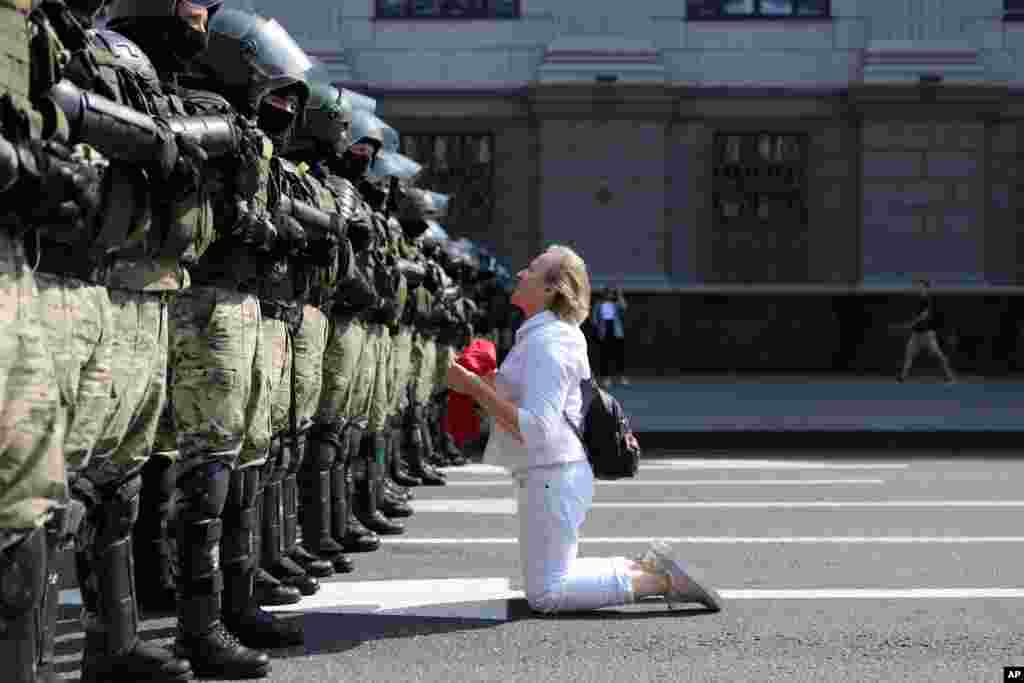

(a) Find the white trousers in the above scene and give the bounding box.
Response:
[514,460,634,613]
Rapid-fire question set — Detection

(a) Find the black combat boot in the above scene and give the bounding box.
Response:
[173,463,270,679]
[351,429,405,535]
[221,467,303,651]
[75,476,193,683]
[301,422,352,572]
[407,406,446,486]
[388,417,421,488]
[0,526,60,683]
[261,437,318,596]
[436,390,468,466]
[285,429,333,578]
[134,452,179,615]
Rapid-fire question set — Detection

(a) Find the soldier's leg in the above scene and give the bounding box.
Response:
[305,314,365,567]
[407,334,445,485]
[72,289,192,682]
[258,315,317,597]
[374,326,412,518]
[133,396,179,615]
[286,305,333,577]
[418,338,450,472]
[434,343,465,466]
[388,326,420,488]
[168,287,271,678]
[0,232,69,683]
[224,298,304,647]
[351,323,404,535]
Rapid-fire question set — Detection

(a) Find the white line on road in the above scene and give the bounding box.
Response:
[440,479,887,487]
[61,582,1024,613]
[639,460,911,470]
[409,499,1024,514]
[386,536,1024,545]
[442,461,910,475]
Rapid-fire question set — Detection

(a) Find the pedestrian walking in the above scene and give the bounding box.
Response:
[895,279,957,384]
[447,245,721,615]
[592,286,629,387]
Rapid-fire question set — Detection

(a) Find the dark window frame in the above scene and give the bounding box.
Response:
[375,1,521,20]
[686,0,831,20]
[709,132,811,283]
[1006,0,1024,20]
[399,132,497,235]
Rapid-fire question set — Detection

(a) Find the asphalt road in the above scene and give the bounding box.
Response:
[56,453,1024,682]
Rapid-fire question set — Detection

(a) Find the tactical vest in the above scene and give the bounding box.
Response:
[180,86,272,290]
[284,160,340,308]
[49,26,216,283]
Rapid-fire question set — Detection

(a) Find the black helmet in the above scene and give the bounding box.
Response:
[191,8,312,120]
[106,0,225,67]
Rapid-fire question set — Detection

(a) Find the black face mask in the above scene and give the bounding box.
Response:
[335,151,371,182]
[169,17,210,64]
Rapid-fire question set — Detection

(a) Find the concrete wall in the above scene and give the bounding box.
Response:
[247,0,1024,86]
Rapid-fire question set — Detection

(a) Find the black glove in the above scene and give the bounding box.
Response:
[163,131,208,200]
[347,210,373,253]
[23,140,103,234]
[274,211,307,253]
[233,199,277,248]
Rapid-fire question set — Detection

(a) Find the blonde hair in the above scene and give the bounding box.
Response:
[543,244,591,325]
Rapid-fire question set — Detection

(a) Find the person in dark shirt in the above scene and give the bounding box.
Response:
[897,279,956,384]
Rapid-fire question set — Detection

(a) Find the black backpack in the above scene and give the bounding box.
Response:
[564,378,641,480]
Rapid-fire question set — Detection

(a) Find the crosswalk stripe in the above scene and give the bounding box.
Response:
[385,536,1024,544]
[440,479,887,487]
[409,499,1024,514]
[442,461,910,475]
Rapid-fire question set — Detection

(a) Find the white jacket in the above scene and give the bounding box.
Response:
[485,310,591,472]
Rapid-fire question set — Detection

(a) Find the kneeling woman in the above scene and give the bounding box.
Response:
[447,245,722,615]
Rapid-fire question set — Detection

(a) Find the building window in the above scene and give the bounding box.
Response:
[710,133,809,283]
[376,1,519,19]
[400,134,495,236]
[687,0,829,19]
[1007,0,1024,20]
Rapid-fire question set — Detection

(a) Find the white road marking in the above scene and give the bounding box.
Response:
[386,536,1024,545]
[61,582,1024,614]
[639,460,911,470]
[409,499,1024,514]
[441,461,910,475]
[440,479,887,487]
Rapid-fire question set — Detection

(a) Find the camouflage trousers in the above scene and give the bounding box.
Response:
[84,288,170,487]
[434,342,457,397]
[34,273,114,474]
[169,286,270,471]
[409,333,437,408]
[388,326,414,417]
[316,314,366,428]
[292,305,328,434]
[364,323,391,434]
[0,231,66,531]
[262,317,293,437]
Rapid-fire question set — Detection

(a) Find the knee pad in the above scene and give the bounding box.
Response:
[176,461,231,522]
[0,528,45,617]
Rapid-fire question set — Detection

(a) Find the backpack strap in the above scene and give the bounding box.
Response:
[562,378,596,453]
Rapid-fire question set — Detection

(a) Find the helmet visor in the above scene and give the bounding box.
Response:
[208,9,312,88]
[342,88,377,113]
[367,152,422,181]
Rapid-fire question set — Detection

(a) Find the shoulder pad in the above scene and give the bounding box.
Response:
[92,30,158,76]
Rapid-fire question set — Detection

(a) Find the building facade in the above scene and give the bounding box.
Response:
[246,0,1024,374]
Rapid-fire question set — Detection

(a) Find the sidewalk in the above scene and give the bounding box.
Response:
[608,375,1024,451]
